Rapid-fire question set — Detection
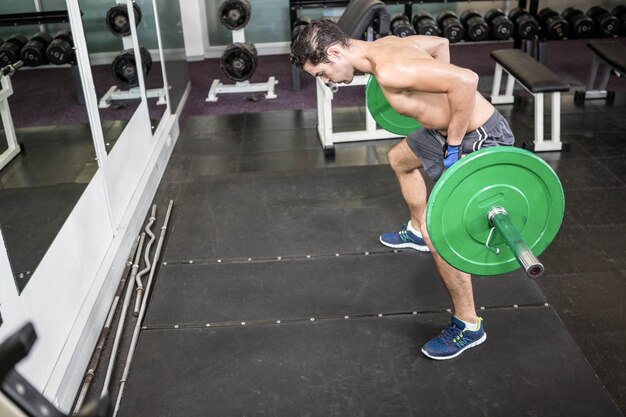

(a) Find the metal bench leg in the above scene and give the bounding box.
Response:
[534,92,544,147]
[583,54,611,100]
[316,78,335,152]
[504,72,516,97]
[586,55,600,91]
[291,64,301,91]
[491,63,502,100]
[598,66,612,91]
[549,92,563,150]
[491,64,515,105]
[533,92,564,152]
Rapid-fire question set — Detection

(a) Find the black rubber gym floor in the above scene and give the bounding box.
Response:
[124,309,617,417]
[112,94,626,415]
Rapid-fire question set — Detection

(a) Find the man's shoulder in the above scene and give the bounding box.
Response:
[373,54,431,80]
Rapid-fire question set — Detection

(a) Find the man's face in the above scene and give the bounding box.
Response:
[303,46,354,86]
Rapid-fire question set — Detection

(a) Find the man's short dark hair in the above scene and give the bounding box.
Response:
[290,19,350,69]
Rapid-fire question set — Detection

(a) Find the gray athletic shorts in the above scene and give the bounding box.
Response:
[407,110,515,181]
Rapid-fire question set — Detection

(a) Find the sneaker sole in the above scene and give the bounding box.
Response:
[421,333,487,360]
[379,237,430,252]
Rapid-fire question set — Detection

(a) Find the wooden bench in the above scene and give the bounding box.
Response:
[576,40,626,102]
[490,48,570,152]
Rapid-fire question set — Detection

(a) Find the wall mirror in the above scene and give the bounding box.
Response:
[155,0,188,115]
[78,0,146,153]
[0,0,98,293]
[135,0,168,132]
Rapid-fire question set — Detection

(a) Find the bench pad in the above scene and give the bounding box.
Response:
[337,0,389,39]
[491,49,569,93]
[588,40,626,75]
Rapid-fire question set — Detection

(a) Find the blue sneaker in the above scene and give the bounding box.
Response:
[379,223,429,252]
[421,316,487,360]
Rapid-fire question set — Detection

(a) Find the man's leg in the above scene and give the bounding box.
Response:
[387,139,427,226]
[387,139,477,325]
[379,139,430,251]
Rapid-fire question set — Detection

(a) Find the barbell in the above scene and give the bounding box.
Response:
[365,76,565,278]
[426,146,564,278]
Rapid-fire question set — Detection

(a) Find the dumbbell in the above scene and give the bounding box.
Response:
[219,0,252,31]
[390,14,416,37]
[587,6,620,37]
[484,8,514,40]
[45,30,74,65]
[562,8,595,38]
[613,5,626,35]
[459,10,488,42]
[139,47,152,73]
[437,11,464,43]
[0,34,28,66]
[412,12,440,36]
[221,41,257,82]
[21,32,53,67]
[538,8,570,40]
[111,47,152,89]
[105,2,142,37]
[291,17,310,42]
[508,8,539,40]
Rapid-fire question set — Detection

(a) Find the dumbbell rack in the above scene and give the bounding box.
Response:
[0,67,22,172]
[99,84,167,109]
[206,28,278,102]
[0,10,75,171]
[289,0,534,91]
[98,0,167,109]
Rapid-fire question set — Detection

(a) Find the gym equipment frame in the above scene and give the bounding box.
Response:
[206,28,277,102]
[98,0,166,109]
[0,66,22,172]
[316,74,400,156]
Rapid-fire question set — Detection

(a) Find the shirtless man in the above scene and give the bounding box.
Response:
[291,20,514,360]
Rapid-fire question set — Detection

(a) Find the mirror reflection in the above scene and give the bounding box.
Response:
[155,0,188,114]
[0,0,97,293]
[78,0,143,153]
[135,0,167,133]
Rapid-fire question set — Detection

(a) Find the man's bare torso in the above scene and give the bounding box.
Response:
[366,36,494,134]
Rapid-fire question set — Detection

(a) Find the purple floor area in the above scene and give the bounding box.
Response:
[4,38,626,128]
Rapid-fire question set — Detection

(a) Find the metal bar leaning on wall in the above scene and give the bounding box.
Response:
[134,205,157,316]
[100,233,146,399]
[71,236,140,415]
[113,200,174,417]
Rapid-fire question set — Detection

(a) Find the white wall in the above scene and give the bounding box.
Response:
[180,0,290,58]
[181,0,211,60]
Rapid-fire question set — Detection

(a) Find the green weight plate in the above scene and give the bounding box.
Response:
[426,147,564,276]
[365,76,421,136]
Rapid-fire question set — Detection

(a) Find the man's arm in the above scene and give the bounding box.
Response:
[410,35,450,63]
[443,66,478,146]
